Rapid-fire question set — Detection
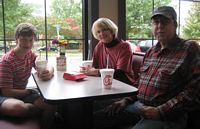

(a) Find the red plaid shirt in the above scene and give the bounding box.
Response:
[137,36,200,116]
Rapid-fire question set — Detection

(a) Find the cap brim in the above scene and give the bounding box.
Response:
[151,13,171,19]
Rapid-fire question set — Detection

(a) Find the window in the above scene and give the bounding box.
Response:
[126,0,200,53]
[0,0,84,69]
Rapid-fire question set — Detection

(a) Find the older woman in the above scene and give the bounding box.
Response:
[81,18,135,85]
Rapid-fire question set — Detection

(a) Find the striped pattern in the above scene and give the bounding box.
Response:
[0,49,37,89]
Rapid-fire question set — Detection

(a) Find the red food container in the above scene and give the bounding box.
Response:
[63,72,87,81]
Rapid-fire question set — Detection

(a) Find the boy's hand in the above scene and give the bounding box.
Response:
[37,66,54,81]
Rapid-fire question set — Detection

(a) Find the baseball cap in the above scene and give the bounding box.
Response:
[151,6,177,20]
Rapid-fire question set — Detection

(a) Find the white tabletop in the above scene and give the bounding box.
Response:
[27,74,37,89]
[32,71,138,104]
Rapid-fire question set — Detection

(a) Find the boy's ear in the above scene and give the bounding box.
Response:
[15,39,18,44]
[174,21,177,28]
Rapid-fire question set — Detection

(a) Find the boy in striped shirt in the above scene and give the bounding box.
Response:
[0,23,55,129]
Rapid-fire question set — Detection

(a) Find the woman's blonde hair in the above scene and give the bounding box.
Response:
[92,18,118,40]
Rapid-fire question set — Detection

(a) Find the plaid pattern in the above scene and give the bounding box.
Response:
[137,37,200,116]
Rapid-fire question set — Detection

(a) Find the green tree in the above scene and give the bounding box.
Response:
[0,0,34,39]
[182,3,200,39]
[126,0,171,39]
[50,0,82,39]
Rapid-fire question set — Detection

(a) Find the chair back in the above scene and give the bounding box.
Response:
[132,52,144,80]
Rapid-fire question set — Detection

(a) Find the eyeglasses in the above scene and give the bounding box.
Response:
[152,18,173,26]
[96,28,110,34]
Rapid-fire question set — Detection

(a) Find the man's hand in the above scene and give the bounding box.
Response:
[139,106,160,119]
[104,99,128,116]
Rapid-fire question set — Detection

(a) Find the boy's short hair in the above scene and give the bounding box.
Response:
[15,23,37,39]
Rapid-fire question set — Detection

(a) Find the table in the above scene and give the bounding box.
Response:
[27,74,37,89]
[32,71,138,129]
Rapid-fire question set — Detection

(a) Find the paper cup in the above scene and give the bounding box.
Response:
[35,59,47,73]
[82,60,93,69]
[100,69,114,89]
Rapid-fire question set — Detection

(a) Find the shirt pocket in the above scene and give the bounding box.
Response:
[159,69,173,80]
[140,65,150,74]
[157,68,176,90]
[139,65,151,80]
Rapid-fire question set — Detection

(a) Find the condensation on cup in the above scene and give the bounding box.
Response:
[100,68,114,89]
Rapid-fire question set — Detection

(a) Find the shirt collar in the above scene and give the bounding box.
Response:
[154,35,181,52]
[104,38,120,48]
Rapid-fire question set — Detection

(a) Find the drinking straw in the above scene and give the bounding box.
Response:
[106,54,109,69]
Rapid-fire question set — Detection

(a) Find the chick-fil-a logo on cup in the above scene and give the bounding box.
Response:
[100,69,114,89]
[103,75,113,86]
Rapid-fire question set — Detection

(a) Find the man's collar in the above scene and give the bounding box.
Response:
[155,36,181,52]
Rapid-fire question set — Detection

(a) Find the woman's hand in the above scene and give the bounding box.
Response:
[80,67,99,76]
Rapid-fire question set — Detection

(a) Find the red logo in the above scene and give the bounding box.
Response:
[103,75,112,86]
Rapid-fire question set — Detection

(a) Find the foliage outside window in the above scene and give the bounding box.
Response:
[182,2,200,39]
[0,0,83,56]
[1,0,200,56]
[126,0,200,48]
[126,0,171,39]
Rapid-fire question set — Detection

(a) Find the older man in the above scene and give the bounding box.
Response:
[94,6,200,129]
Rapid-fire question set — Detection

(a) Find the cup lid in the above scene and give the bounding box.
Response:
[100,68,114,72]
